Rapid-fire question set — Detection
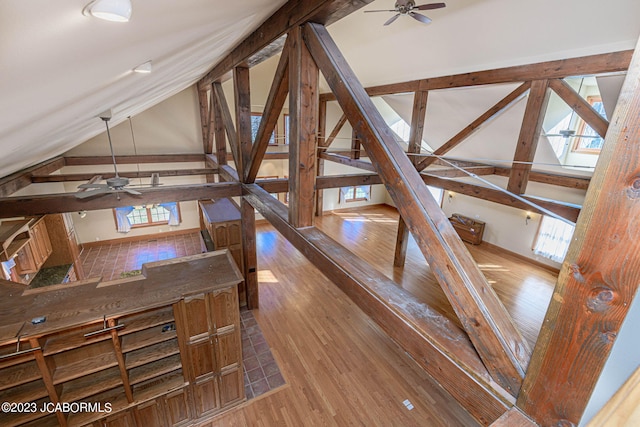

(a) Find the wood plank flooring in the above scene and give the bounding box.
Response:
[199,205,558,426]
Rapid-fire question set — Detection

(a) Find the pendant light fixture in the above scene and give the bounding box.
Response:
[83,0,132,22]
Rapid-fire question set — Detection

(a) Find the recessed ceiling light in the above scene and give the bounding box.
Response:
[133,61,152,74]
[83,0,132,23]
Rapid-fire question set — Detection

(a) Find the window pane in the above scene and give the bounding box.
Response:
[251,114,275,144]
[150,205,169,222]
[533,216,575,263]
[127,207,149,225]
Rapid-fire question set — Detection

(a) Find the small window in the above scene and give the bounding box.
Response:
[533,215,575,263]
[340,185,371,203]
[284,114,290,145]
[251,114,276,145]
[114,203,181,232]
[572,96,607,153]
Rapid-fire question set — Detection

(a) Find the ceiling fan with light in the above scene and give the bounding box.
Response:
[365,1,446,26]
[75,110,143,200]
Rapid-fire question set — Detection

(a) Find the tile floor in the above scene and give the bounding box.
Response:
[80,232,202,281]
[79,232,285,400]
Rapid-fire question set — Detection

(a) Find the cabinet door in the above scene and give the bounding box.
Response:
[179,295,211,341]
[211,287,239,331]
[102,410,136,427]
[192,376,220,417]
[134,399,166,427]
[15,241,38,274]
[219,367,244,408]
[163,388,191,427]
[214,225,228,247]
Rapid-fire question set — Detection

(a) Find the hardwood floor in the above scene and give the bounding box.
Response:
[316,205,557,349]
[199,204,561,426]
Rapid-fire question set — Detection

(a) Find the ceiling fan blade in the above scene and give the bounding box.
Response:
[364,9,397,13]
[409,12,432,24]
[384,13,401,26]
[78,183,108,189]
[75,188,109,199]
[124,188,142,196]
[416,2,446,11]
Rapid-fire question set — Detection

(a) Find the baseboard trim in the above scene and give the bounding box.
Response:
[481,241,561,274]
[82,228,200,248]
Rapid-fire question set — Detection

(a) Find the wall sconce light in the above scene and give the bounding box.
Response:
[525,212,532,225]
[78,210,87,218]
[448,191,454,203]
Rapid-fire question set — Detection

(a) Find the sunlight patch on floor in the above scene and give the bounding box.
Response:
[258,269,279,283]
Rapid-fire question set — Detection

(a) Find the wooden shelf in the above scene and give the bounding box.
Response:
[52,345,118,385]
[125,338,180,370]
[19,414,59,427]
[129,354,183,386]
[118,306,175,336]
[0,378,48,403]
[2,397,51,427]
[0,360,41,391]
[60,366,123,403]
[133,370,186,402]
[121,324,177,353]
[43,323,113,356]
[66,387,129,427]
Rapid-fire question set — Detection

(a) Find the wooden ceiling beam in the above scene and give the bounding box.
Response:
[199,0,375,85]
[0,182,241,218]
[548,78,609,138]
[417,82,531,171]
[0,156,65,197]
[421,174,581,223]
[518,35,640,426]
[234,66,252,179]
[255,173,382,194]
[31,169,216,183]
[243,183,511,425]
[63,154,205,165]
[246,37,291,183]
[320,50,632,102]
[493,167,591,190]
[304,22,529,394]
[319,113,347,149]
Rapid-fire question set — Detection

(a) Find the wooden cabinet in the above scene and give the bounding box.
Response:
[449,213,486,245]
[0,251,243,427]
[199,199,246,306]
[1,217,52,279]
[43,213,84,281]
[175,286,244,419]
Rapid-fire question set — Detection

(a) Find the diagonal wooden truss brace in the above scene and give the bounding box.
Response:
[302,22,530,395]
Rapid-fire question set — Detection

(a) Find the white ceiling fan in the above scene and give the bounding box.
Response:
[75,110,143,200]
[365,1,446,26]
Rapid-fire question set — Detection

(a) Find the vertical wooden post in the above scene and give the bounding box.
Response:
[234,66,252,180]
[288,26,319,228]
[212,92,227,167]
[240,198,259,308]
[408,90,428,166]
[198,84,211,154]
[518,36,640,426]
[395,90,428,266]
[316,99,327,216]
[351,128,361,159]
[507,79,550,195]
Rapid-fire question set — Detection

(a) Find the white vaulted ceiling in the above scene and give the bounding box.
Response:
[1,0,640,180]
[0,0,286,179]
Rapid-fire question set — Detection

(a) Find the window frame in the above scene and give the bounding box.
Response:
[251,113,277,146]
[571,95,607,154]
[112,203,181,230]
[343,185,371,203]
